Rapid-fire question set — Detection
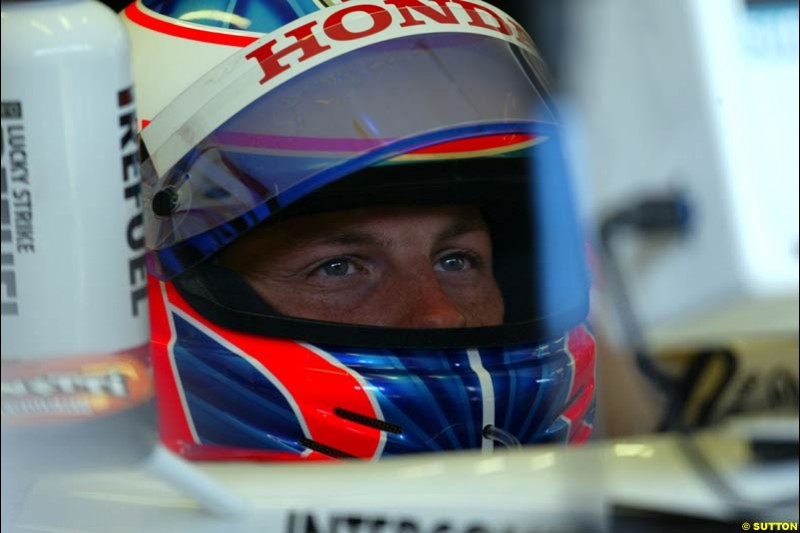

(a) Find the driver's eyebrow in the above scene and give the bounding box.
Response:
[295,230,391,249]
[435,216,489,243]
[294,216,488,250]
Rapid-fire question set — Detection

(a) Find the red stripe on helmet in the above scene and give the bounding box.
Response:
[409,133,536,155]
[124,1,258,47]
[147,277,199,452]
[570,422,593,444]
[564,324,596,444]
[163,282,383,460]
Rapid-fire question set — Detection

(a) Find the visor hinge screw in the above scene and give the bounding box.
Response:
[152,187,179,217]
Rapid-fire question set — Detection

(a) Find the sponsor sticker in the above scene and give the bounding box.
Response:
[1,345,153,425]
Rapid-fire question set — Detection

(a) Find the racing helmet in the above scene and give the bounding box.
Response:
[123,0,596,461]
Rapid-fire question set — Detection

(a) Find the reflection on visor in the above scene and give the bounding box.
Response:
[141,15,555,279]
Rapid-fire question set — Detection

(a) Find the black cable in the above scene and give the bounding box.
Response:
[598,192,692,431]
[597,193,797,517]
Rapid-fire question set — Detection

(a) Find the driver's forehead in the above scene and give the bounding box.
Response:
[240,204,490,250]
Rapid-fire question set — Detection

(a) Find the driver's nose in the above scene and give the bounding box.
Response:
[392,271,467,329]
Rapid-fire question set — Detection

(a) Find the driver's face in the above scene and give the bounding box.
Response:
[220,205,504,328]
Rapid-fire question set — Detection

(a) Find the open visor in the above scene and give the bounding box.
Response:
[139,1,559,280]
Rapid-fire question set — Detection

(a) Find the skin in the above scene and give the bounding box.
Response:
[219,204,505,328]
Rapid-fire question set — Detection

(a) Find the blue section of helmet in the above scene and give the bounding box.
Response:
[170,310,587,456]
[334,340,587,453]
[172,314,307,452]
[481,341,573,445]
[321,347,484,452]
[140,0,323,33]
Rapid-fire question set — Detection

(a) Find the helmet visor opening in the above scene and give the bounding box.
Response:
[170,149,590,349]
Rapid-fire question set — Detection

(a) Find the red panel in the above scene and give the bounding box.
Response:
[163,282,382,460]
[147,277,198,453]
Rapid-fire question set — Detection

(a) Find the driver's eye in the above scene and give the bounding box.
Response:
[439,255,468,272]
[320,258,352,276]
[436,252,479,273]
